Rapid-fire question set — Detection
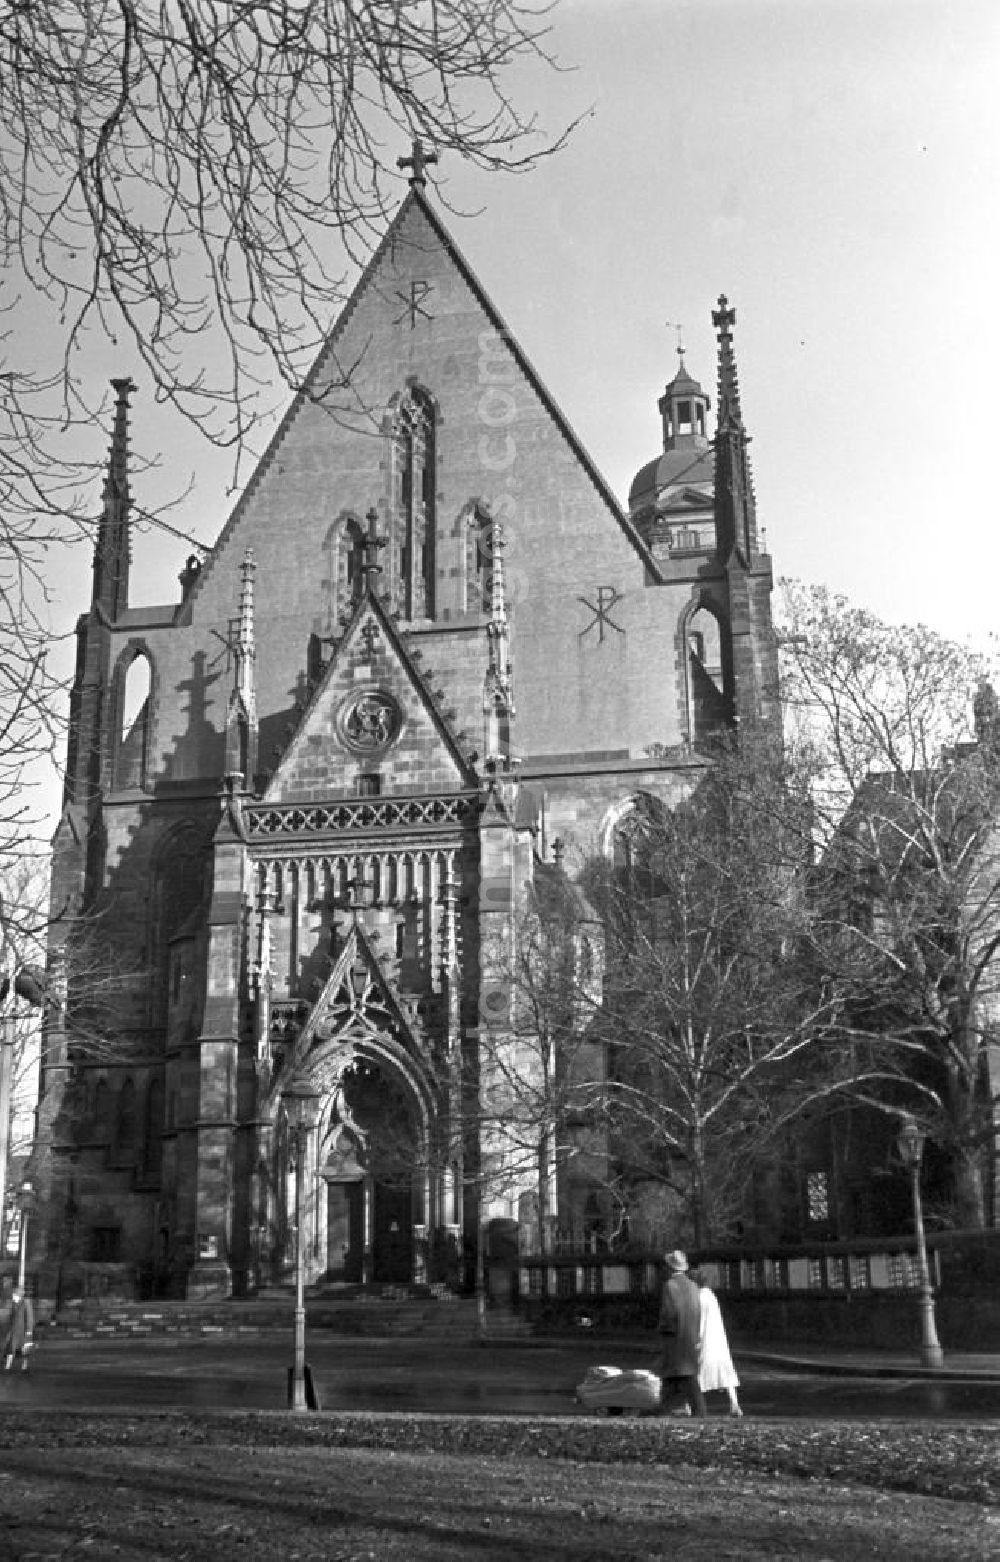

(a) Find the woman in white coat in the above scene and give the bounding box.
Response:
[692,1270,742,1415]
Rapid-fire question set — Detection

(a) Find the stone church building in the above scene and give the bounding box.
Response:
[36,156,777,1299]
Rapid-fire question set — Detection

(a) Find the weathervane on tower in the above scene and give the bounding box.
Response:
[665,320,686,367]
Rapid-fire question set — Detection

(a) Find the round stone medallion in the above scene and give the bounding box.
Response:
[339,690,401,754]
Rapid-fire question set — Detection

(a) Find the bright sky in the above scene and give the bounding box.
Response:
[444,0,999,651]
[26,0,1000,831]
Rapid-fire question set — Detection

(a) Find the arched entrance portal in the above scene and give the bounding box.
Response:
[320,1058,423,1285]
[268,925,443,1291]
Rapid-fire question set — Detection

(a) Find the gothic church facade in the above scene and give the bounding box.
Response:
[38,165,776,1298]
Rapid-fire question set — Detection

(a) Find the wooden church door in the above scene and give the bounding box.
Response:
[326,1181,364,1282]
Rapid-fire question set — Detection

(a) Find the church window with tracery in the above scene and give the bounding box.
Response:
[389,388,436,619]
[610,793,668,902]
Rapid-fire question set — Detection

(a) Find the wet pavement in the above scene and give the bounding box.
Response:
[2,1334,999,1422]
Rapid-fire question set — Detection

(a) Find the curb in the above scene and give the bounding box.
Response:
[736,1349,1000,1385]
[31,1323,1000,1385]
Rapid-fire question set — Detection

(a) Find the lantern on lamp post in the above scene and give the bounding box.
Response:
[896,1114,944,1370]
[283,1078,319,1412]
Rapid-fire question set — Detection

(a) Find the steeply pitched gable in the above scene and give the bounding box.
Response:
[265,587,476,803]
[180,188,660,621]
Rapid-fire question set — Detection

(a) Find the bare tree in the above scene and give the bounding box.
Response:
[0,855,52,1253]
[476,864,606,1252]
[780,580,1000,1226]
[0,525,63,849]
[0,2,577,859]
[0,851,153,1118]
[1,2,575,475]
[582,724,900,1249]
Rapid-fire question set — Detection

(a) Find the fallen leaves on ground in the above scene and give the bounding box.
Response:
[0,1417,997,1560]
[0,1407,994,1504]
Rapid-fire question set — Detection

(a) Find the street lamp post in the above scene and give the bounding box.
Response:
[17,1180,35,1292]
[283,1080,318,1412]
[896,1115,944,1370]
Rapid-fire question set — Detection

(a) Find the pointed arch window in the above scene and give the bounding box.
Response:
[323,513,367,629]
[390,388,437,619]
[610,793,668,903]
[684,604,733,742]
[112,648,153,790]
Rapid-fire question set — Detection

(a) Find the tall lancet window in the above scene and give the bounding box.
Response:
[112,648,152,790]
[323,513,367,626]
[685,603,733,742]
[390,387,436,619]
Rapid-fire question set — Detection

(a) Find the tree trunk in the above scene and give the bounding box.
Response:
[689,1126,707,1249]
[945,1046,986,1229]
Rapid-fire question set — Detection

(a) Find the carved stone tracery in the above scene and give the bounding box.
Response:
[246,793,475,837]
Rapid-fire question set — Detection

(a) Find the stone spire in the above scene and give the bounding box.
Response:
[712,296,759,567]
[483,520,515,762]
[225,547,259,786]
[91,377,136,621]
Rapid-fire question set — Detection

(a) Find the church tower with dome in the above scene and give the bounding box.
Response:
[36,154,778,1301]
[629,339,715,552]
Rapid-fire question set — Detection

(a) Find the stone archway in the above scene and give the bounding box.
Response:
[314,1052,430,1287]
[269,925,440,1290]
[346,1059,419,1283]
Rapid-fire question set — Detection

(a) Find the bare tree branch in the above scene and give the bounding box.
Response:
[780,579,1000,1226]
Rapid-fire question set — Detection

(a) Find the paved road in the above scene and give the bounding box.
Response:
[2,1335,999,1421]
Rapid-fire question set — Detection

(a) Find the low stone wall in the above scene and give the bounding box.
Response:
[716,1291,1000,1352]
[490,1230,1000,1349]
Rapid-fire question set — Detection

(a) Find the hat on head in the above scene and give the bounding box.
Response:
[664,1249,688,1273]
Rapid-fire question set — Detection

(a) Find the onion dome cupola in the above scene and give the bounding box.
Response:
[627,337,715,560]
